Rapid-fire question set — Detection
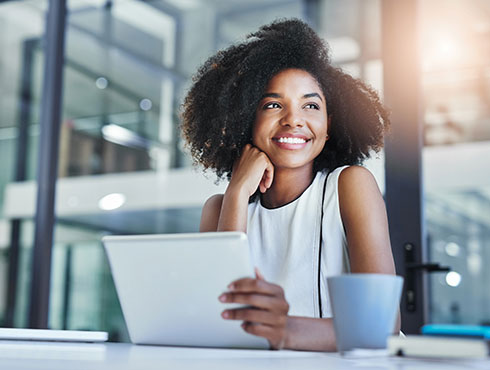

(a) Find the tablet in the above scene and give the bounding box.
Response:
[103,232,269,349]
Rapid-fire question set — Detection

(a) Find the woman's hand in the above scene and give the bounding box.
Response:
[218,268,290,350]
[229,144,274,197]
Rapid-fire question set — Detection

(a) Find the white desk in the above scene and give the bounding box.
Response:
[0,340,489,370]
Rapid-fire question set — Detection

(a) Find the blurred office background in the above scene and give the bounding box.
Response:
[0,0,489,340]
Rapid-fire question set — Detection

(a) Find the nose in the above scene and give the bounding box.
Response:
[280,107,304,127]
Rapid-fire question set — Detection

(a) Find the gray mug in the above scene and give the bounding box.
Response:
[327,274,403,353]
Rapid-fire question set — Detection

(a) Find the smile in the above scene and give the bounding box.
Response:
[272,136,311,150]
[277,137,307,144]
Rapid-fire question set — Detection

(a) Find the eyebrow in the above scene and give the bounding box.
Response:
[303,93,323,101]
[261,92,323,102]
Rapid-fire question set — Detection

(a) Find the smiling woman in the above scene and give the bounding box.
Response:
[181,19,397,351]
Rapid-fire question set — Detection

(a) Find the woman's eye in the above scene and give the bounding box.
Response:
[305,103,320,110]
[264,102,281,109]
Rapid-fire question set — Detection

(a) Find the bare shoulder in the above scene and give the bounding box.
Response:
[338,165,379,192]
[200,194,224,232]
[203,193,225,209]
[338,165,384,218]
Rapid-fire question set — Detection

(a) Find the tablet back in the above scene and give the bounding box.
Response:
[103,232,269,349]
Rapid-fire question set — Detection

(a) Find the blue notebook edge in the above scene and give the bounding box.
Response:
[421,324,490,339]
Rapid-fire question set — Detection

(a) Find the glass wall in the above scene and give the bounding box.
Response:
[0,0,47,327]
[421,0,490,325]
[318,0,385,192]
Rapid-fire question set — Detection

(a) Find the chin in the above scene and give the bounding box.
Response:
[272,159,310,170]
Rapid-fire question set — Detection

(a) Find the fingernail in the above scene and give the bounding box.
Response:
[222,311,229,319]
[218,294,227,302]
[227,283,235,291]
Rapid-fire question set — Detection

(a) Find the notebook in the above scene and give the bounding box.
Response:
[0,328,108,342]
[388,334,489,359]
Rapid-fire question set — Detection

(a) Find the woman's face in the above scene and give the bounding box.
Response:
[252,68,329,171]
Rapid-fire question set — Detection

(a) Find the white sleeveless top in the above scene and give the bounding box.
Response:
[247,166,351,318]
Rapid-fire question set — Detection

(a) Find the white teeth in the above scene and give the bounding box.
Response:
[277,137,306,144]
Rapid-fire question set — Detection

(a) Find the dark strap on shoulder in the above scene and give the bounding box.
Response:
[318,170,330,318]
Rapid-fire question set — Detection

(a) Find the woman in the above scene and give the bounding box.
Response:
[181,19,398,351]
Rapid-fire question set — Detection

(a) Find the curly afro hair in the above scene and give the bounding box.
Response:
[181,18,389,180]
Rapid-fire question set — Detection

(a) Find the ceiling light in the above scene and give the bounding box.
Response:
[98,193,126,211]
[445,271,461,287]
[444,242,460,257]
[96,77,108,89]
[139,98,152,111]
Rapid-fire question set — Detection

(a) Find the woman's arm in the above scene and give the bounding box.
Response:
[338,166,400,332]
[338,166,395,274]
[285,316,336,351]
[200,144,274,232]
[200,194,224,232]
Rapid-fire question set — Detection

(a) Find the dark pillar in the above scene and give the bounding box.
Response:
[382,0,426,334]
[61,245,72,330]
[28,0,67,329]
[4,38,38,327]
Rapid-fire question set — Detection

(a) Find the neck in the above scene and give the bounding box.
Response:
[260,165,315,208]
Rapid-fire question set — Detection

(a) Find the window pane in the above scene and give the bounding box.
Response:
[422,0,490,326]
[0,0,47,326]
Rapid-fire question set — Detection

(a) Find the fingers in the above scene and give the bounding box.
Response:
[241,322,274,337]
[219,274,290,349]
[219,292,287,311]
[259,176,267,193]
[231,144,274,196]
[259,156,274,193]
[227,277,284,296]
[264,160,274,189]
[255,267,265,280]
[221,307,286,327]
